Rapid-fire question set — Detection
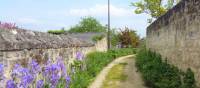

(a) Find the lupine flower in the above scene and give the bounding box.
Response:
[43,63,61,88]
[50,74,60,88]
[11,64,22,79]
[3,55,71,88]
[20,68,30,76]
[20,73,34,88]
[0,64,3,74]
[43,65,51,79]
[11,64,34,88]
[17,67,34,88]
[29,59,41,75]
[65,76,71,88]
[46,59,52,66]
[56,56,67,77]
[0,64,4,80]
[6,80,16,88]
[76,52,84,61]
[36,80,44,88]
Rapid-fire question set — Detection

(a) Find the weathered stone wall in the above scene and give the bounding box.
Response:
[0,28,99,77]
[146,0,200,86]
[94,37,107,52]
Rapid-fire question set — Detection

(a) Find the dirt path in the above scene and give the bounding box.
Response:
[88,55,146,88]
[118,56,147,88]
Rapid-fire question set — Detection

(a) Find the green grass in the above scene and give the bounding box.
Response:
[102,63,128,88]
[70,48,136,88]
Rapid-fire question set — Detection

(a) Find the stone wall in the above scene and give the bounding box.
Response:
[146,0,200,86]
[68,32,108,52]
[94,37,107,52]
[0,28,100,77]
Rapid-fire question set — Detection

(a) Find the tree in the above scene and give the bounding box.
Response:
[68,17,106,33]
[132,0,180,23]
[110,28,120,47]
[119,27,139,48]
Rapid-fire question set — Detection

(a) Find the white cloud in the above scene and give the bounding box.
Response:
[68,4,133,17]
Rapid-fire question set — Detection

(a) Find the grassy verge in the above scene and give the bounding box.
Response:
[136,48,196,88]
[70,48,136,88]
[102,62,128,88]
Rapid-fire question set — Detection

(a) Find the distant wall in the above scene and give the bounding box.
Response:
[146,0,200,86]
[68,32,108,52]
[94,37,107,52]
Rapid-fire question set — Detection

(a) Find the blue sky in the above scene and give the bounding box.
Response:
[0,0,150,37]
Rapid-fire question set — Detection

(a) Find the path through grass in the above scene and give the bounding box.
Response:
[102,62,128,88]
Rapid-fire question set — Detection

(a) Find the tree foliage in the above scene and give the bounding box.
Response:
[118,27,139,48]
[132,0,180,22]
[110,28,120,47]
[68,17,106,33]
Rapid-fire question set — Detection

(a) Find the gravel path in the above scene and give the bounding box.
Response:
[88,55,146,88]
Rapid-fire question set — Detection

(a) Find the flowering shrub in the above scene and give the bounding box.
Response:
[0,21,18,29]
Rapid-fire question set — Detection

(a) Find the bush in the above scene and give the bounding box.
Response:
[183,68,196,88]
[136,48,196,88]
[48,29,66,35]
[92,34,105,42]
[70,48,136,88]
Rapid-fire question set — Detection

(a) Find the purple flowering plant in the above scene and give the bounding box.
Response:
[71,52,85,73]
[0,64,5,81]
[1,55,72,88]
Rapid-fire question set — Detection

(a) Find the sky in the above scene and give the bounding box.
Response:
[0,0,150,37]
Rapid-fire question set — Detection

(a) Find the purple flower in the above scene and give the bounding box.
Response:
[11,64,22,79]
[0,64,3,73]
[43,63,61,87]
[29,59,41,75]
[0,64,5,81]
[56,57,67,77]
[36,80,44,88]
[20,68,30,76]
[46,59,52,66]
[76,52,84,61]
[65,76,71,88]
[50,74,60,88]
[6,80,16,88]
[20,73,34,88]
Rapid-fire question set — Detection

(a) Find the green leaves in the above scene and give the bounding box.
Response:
[68,17,106,33]
[183,68,196,88]
[70,48,136,88]
[131,0,180,22]
[132,1,145,14]
[136,49,196,88]
[92,34,105,42]
[48,29,66,35]
[119,27,139,48]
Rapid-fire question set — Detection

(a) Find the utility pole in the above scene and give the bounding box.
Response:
[107,0,111,49]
